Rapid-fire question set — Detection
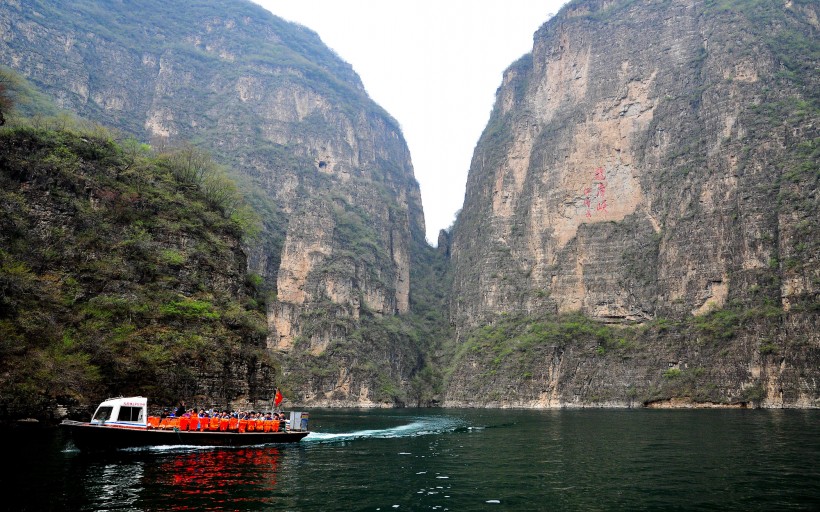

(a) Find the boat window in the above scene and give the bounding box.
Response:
[93,406,113,422]
[117,406,143,422]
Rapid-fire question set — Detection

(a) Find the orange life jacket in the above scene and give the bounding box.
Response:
[238,419,248,433]
[220,418,229,431]
[229,417,239,431]
[210,417,220,430]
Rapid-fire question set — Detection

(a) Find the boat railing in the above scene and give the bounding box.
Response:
[146,416,293,433]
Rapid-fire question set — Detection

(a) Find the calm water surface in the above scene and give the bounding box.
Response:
[4,409,819,511]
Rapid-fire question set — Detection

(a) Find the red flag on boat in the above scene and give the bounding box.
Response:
[274,388,283,407]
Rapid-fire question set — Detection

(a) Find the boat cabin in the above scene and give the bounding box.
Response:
[91,396,148,427]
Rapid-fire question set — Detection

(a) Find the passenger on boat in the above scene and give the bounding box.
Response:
[199,410,210,431]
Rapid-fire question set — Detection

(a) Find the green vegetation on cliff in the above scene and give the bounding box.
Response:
[446,301,813,407]
[0,117,270,419]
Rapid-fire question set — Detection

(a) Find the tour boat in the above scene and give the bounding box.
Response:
[60,396,310,450]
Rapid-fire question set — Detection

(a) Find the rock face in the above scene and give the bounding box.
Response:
[0,0,428,404]
[447,0,819,407]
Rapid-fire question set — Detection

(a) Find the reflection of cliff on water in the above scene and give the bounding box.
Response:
[147,448,281,509]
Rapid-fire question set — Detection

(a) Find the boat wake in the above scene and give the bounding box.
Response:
[304,417,464,444]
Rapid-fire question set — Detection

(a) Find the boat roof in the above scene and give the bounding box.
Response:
[97,396,148,408]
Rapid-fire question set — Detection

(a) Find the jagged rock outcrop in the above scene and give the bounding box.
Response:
[447,0,818,407]
[0,0,429,405]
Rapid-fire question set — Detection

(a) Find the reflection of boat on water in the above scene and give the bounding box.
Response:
[61,396,310,451]
[159,447,282,497]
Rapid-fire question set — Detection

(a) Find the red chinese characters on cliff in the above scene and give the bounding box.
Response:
[582,166,608,218]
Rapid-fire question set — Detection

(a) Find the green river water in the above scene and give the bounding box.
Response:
[4,408,819,511]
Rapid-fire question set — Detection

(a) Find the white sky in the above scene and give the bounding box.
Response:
[252,0,568,244]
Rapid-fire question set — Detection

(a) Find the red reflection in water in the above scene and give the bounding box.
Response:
[154,448,280,509]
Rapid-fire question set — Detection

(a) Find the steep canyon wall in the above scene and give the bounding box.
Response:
[0,0,429,406]
[447,0,819,407]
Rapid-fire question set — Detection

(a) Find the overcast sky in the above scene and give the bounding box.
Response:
[253,0,568,244]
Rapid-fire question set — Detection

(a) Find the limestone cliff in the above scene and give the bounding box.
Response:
[447,0,819,407]
[0,0,429,405]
